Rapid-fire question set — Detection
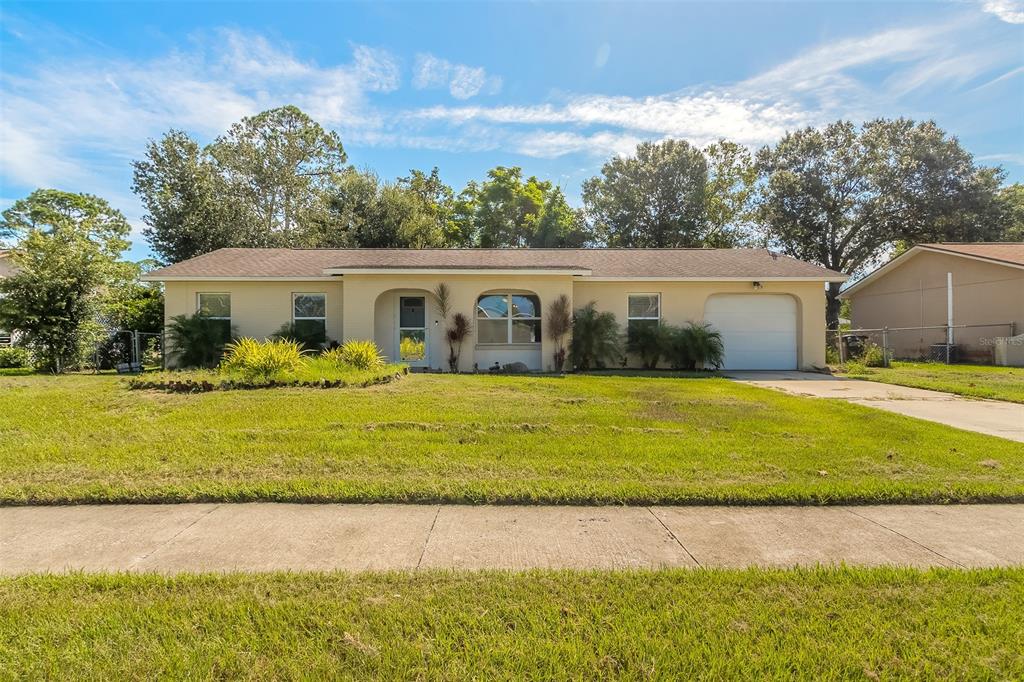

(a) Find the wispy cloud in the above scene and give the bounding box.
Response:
[412,53,502,99]
[0,29,399,190]
[980,0,1024,23]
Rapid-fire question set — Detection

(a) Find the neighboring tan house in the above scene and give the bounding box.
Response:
[840,243,1024,362]
[144,248,847,371]
[0,250,14,346]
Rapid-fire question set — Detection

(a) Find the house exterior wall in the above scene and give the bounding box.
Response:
[573,279,827,369]
[163,276,829,371]
[163,280,345,346]
[846,252,1024,361]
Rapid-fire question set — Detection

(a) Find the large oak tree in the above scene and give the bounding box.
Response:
[755,118,1008,330]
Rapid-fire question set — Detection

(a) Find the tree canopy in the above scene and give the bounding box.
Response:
[0,190,132,372]
[755,118,1010,329]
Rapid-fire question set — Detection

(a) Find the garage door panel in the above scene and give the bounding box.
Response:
[704,294,798,370]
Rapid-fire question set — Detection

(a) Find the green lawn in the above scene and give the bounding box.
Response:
[841,361,1024,403]
[2,569,1021,679]
[2,372,1022,505]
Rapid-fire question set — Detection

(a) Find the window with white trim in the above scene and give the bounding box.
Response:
[292,293,327,344]
[627,294,660,334]
[476,294,541,344]
[197,292,232,342]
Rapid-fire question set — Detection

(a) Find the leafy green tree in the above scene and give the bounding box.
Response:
[323,168,452,248]
[756,118,1009,329]
[704,140,757,247]
[101,260,165,334]
[209,105,348,245]
[132,131,250,263]
[583,140,708,247]
[997,183,1024,241]
[134,106,348,261]
[398,168,460,244]
[462,166,590,247]
[0,190,130,372]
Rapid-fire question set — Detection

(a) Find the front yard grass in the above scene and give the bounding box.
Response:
[2,373,1022,505]
[839,361,1024,403]
[2,568,1021,679]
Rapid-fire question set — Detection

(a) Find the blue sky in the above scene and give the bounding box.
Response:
[2,1,1022,260]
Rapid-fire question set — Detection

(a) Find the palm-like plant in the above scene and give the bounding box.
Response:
[166,313,234,369]
[626,322,668,370]
[665,322,725,371]
[545,294,572,372]
[569,301,621,371]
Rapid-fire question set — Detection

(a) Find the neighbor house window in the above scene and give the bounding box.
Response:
[627,294,660,334]
[197,292,231,342]
[292,293,327,346]
[476,294,541,344]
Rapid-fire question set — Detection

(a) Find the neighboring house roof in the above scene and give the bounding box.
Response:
[840,242,1024,299]
[143,248,847,282]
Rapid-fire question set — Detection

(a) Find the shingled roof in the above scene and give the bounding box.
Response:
[144,248,847,280]
[918,242,1024,268]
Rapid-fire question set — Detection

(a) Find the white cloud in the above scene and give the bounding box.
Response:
[412,53,501,99]
[398,16,1018,159]
[594,43,611,69]
[0,31,399,190]
[981,0,1024,23]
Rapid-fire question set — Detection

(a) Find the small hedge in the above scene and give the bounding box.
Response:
[128,366,407,393]
[131,338,407,393]
[129,365,408,393]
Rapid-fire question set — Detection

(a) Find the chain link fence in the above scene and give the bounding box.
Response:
[828,322,1017,366]
[91,330,165,373]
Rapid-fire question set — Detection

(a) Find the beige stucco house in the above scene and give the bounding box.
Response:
[144,248,846,371]
[840,243,1024,362]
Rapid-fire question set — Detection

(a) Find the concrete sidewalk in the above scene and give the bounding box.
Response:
[726,371,1024,442]
[3,503,1022,574]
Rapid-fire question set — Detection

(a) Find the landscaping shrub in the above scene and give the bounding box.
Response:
[0,346,31,368]
[166,313,234,369]
[272,322,328,351]
[570,302,622,370]
[323,339,386,370]
[220,338,306,381]
[545,293,572,372]
[862,342,887,368]
[664,322,725,370]
[626,322,668,369]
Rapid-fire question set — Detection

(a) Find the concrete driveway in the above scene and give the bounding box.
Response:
[3,503,1023,574]
[726,371,1024,442]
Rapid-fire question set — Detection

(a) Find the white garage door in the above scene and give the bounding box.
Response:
[704,294,798,370]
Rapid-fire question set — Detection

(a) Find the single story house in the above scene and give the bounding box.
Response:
[840,242,1024,362]
[144,248,847,371]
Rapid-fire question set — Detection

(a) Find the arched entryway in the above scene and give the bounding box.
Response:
[373,288,442,369]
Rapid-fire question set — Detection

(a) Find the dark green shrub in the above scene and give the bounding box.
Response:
[166,313,234,369]
[0,346,31,368]
[272,321,328,351]
[569,302,622,371]
[626,322,668,369]
[664,322,725,370]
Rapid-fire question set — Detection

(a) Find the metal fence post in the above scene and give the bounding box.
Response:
[881,327,889,367]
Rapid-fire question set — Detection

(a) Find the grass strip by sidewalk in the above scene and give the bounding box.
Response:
[2,373,1023,505]
[2,568,1022,679]
[841,361,1024,403]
